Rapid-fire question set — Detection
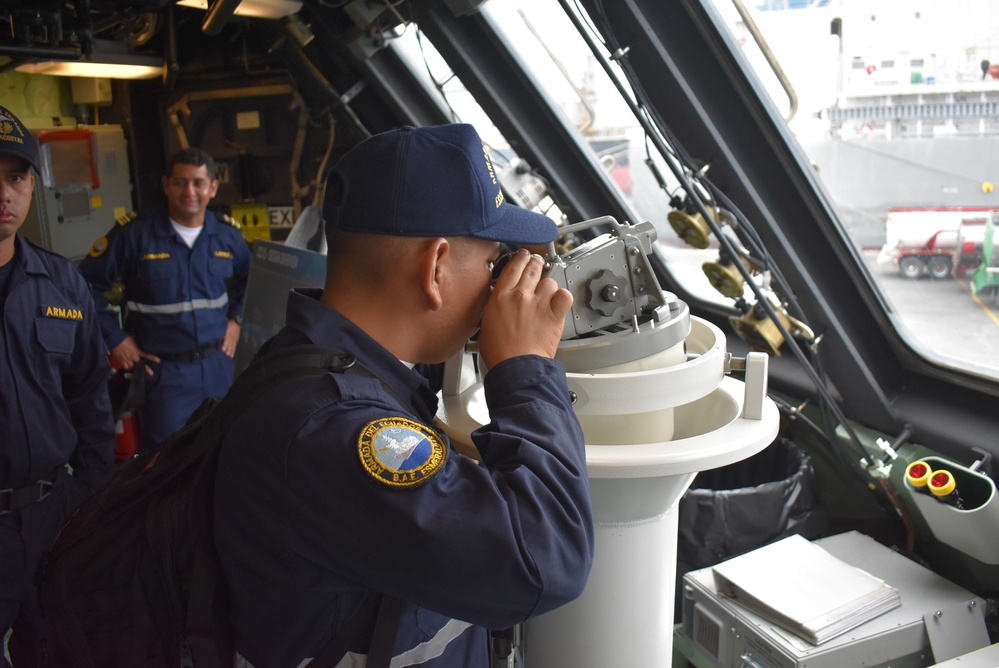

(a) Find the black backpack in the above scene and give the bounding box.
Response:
[42,344,401,668]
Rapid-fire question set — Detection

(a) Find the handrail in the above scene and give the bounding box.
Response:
[730,0,798,123]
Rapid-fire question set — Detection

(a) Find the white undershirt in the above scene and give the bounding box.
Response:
[171,219,204,248]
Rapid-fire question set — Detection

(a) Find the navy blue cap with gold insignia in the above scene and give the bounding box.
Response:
[0,105,39,174]
[324,124,559,246]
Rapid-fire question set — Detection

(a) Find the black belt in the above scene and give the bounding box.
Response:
[0,471,59,514]
[156,340,222,363]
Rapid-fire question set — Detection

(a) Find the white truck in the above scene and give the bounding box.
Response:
[877,208,991,279]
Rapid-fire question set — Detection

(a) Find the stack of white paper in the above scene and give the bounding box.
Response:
[711,533,902,645]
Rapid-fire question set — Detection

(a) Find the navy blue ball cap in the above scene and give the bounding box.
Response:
[0,105,39,173]
[323,123,559,246]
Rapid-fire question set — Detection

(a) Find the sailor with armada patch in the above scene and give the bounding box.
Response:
[215,124,594,668]
[0,104,114,667]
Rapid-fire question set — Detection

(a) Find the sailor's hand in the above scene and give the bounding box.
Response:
[477,249,572,368]
[111,336,158,376]
[223,319,241,357]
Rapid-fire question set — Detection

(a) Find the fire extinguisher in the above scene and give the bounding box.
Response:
[114,410,140,461]
[107,355,145,462]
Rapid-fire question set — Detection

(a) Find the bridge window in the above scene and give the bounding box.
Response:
[708,0,999,382]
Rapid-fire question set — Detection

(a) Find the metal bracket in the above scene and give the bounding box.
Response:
[924,599,990,664]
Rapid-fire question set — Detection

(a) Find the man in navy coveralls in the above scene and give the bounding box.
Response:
[80,147,250,450]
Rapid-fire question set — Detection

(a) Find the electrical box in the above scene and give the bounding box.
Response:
[71,77,113,105]
[674,531,987,668]
[20,124,133,262]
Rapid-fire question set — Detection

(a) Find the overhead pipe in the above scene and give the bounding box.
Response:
[201,0,241,36]
[0,44,82,60]
[78,0,94,54]
[165,1,179,91]
[268,30,370,139]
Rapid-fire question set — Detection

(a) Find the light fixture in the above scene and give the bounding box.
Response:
[16,52,164,80]
[176,0,303,19]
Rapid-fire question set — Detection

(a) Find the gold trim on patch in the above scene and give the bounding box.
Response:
[358,416,447,487]
[89,236,109,258]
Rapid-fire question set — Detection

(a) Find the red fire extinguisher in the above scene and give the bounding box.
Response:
[114,410,140,461]
[108,354,142,461]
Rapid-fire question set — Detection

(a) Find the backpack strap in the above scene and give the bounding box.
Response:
[215,344,416,433]
[366,595,405,668]
[309,593,404,668]
[213,344,359,435]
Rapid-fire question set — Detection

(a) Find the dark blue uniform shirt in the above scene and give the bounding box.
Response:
[214,289,593,667]
[0,236,113,491]
[79,207,251,355]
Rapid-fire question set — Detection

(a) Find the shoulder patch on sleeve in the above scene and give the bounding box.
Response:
[357,417,447,488]
[115,211,138,226]
[221,213,241,230]
[89,236,110,258]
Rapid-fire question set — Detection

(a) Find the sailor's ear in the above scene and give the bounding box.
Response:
[418,237,450,311]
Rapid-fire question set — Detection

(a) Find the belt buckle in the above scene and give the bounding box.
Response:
[0,488,11,514]
[192,343,216,362]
